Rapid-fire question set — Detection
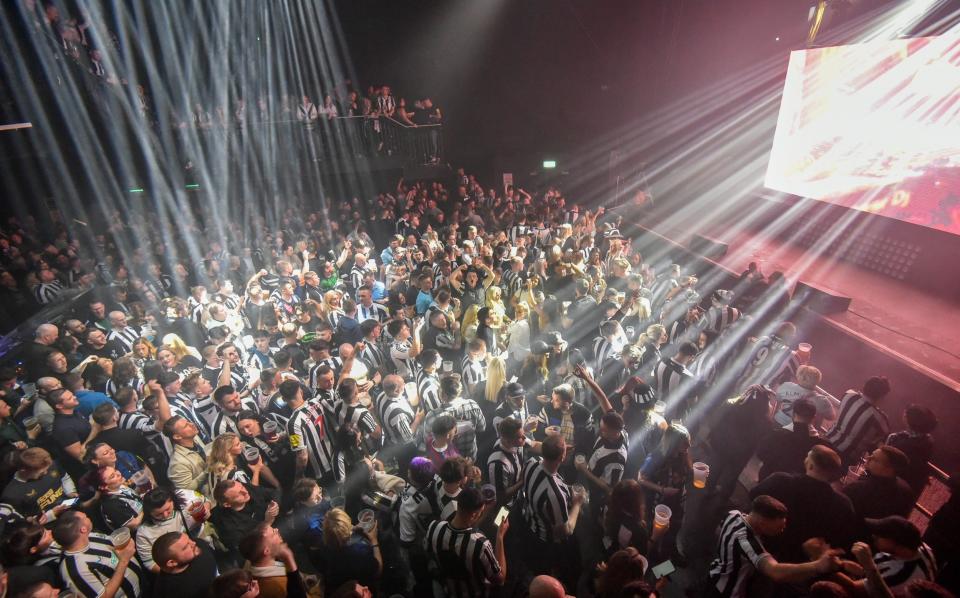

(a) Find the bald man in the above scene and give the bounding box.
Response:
[530,575,570,598]
[22,324,59,382]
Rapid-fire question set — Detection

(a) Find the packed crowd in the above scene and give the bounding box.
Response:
[0,166,957,598]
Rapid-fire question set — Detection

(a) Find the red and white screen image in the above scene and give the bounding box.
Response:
[765,35,960,235]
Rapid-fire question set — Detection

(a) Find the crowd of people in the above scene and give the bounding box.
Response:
[9,1,442,165]
[0,162,956,598]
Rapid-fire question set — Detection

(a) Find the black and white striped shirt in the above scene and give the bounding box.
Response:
[286,401,334,478]
[107,326,140,353]
[376,392,415,445]
[357,302,389,324]
[653,358,696,405]
[309,357,343,390]
[709,510,771,598]
[168,394,212,444]
[60,533,144,598]
[461,357,486,400]
[105,377,144,399]
[391,340,418,381]
[358,340,387,373]
[425,520,501,598]
[210,407,240,437]
[874,544,937,593]
[592,336,624,377]
[34,280,64,305]
[824,391,890,465]
[500,270,522,300]
[588,432,628,490]
[521,458,572,543]
[328,399,378,437]
[736,335,798,392]
[349,266,370,292]
[508,224,527,244]
[487,440,523,506]
[700,305,741,335]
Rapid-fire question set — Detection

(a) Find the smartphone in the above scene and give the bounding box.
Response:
[494,506,510,526]
[60,497,79,508]
[652,560,675,579]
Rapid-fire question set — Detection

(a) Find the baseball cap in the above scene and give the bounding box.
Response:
[505,382,525,399]
[864,516,922,549]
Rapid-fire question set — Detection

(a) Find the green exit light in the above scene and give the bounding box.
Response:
[185,183,201,189]
[128,188,145,194]
[543,160,557,169]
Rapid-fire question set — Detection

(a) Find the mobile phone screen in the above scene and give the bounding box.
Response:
[652,560,675,579]
[494,506,509,525]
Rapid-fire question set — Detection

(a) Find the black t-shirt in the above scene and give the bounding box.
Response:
[151,540,219,598]
[53,412,92,477]
[100,487,142,531]
[94,427,165,474]
[0,467,68,518]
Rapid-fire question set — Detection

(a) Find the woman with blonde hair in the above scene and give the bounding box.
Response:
[460,303,480,343]
[485,355,507,404]
[484,286,510,329]
[322,290,345,329]
[320,507,382,590]
[506,301,532,368]
[206,433,278,492]
[634,324,668,379]
[161,333,202,363]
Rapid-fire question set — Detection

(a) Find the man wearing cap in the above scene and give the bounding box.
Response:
[843,445,916,524]
[492,382,531,431]
[835,517,937,596]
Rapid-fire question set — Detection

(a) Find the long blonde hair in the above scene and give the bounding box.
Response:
[161,333,196,361]
[207,433,239,479]
[460,304,480,340]
[485,356,507,403]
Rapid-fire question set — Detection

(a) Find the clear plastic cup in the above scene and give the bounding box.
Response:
[653,504,672,528]
[545,425,561,437]
[331,496,346,510]
[524,416,539,433]
[797,342,813,364]
[575,454,586,466]
[442,360,453,372]
[23,416,40,432]
[130,470,153,494]
[110,527,131,549]
[358,508,376,532]
[481,484,497,503]
[263,421,279,440]
[243,444,261,464]
[693,462,710,489]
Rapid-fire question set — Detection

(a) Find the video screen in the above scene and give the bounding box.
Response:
[765,36,960,235]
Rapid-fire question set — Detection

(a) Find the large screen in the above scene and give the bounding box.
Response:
[765,36,960,235]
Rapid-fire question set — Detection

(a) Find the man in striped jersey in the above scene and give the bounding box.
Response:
[652,341,699,420]
[54,510,143,598]
[500,257,524,304]
[592,320,628,380]
[33,268,64,305]
[415,349,443,413]
[357,320,387,374]
[709,495,840,598]
[825,376,892,467]
[356,285,389,324]
[389,319,423,381]
[425,486,508,598]
[700,290,741,335]
[841,517,937,596]
[576,411,627,512]
[328,378,381,443]
[281,380,335,487]
[735,322,799,394]
[519,434,584,585]
[218,343,252,394]
[209,385,245,436]
[487,417,537,508]
[461,339,487,402]
[106,311,139,354]
[307,342,342,390]
[419,376,486,462]
[160,372,212,444]
[375,375,417,473]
